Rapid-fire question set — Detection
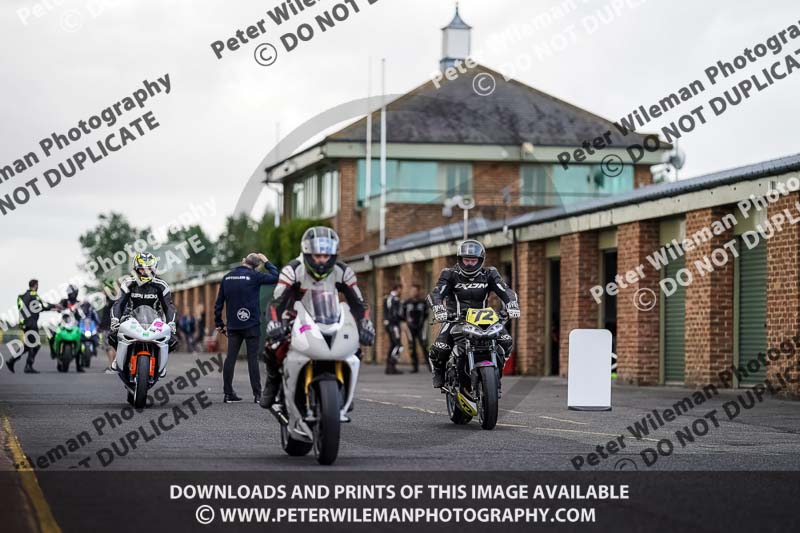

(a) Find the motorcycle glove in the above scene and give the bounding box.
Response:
[432,304,448,323]
[266,320,286,342]
[506,301,521,319]
[168,322,177,335]
[110,317,120,332]
[358,318,376,346]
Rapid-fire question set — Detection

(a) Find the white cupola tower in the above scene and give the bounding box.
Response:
[440,3,472,70]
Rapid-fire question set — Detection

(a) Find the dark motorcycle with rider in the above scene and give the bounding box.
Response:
[427,240,520,430]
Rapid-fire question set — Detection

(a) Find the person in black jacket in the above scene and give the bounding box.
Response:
[214,252,280,404]
[108,252,179,358]
[384,284,404,375]
[8,279,55,373]
[402,284,428,373]
[427,240,520,389]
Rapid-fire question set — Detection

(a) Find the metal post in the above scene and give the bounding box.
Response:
[365,57,372,209]
[379,58,387,250]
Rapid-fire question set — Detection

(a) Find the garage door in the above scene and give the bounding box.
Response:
[663,258,686,383]
[738,240,767,385]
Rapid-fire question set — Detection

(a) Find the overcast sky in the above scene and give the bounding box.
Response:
[2,0,799,313]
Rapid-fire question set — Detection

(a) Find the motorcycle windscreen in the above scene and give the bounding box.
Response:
[132,306,160,327]
[308,290,341,325]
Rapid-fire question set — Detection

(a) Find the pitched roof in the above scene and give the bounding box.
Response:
[328,64,653,148]
[443,5,472,30]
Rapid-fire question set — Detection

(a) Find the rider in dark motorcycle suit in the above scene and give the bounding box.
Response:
[427,240,520,390]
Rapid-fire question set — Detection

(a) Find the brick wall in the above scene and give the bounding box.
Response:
[767,192,800,398]
[333,160,363,252]
[683,207,735,386]
[515,240,546,374]
[559,232,600,377]
[634,164,654,189]
[616,220,661,385]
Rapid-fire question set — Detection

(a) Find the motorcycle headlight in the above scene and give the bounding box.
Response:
[487,323,504,336]
[84,331,92,338]
[462,325,480,337]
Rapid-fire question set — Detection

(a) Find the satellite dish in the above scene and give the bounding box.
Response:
[668,145,686,170]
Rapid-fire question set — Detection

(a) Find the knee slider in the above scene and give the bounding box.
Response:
[429,342,451,363]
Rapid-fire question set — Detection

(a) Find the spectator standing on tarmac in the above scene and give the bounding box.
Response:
[214,252,279,404]
[383,284,404,375]
[8,280,55,374]
[402,284,428,374]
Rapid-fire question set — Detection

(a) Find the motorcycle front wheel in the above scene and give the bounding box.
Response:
[133,355,150,408]
[60,345,73,373]
[312,380,341,465]
[477,366,499,430]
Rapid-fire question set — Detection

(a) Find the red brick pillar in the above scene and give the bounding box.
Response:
[767,192,800,398]
[616,220,661,385]
[684,207,735,386]
[559,232,599,377]
[634,164,654,189]
[515,240,546,375]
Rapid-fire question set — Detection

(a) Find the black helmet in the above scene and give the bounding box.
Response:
[301,227,339,280]
[456,239,485,276]
[66,284,79,301]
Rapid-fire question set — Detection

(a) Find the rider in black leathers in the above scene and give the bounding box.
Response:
[108,252,179,358]
[427,240,520,389]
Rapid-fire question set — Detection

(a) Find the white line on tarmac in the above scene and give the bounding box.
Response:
[538,415,589,425]
[532,426,661,443]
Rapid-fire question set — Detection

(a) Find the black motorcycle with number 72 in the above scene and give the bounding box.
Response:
[439,307,508,430]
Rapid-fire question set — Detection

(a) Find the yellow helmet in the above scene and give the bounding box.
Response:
[131,252,158,283]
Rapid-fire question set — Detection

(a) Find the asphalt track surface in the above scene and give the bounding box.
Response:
[2,350,799,472]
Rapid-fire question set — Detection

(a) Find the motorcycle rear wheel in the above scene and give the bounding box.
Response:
[312,380,341,465]
[446,391,472,425]
[132,355,149,409]
[477,366,499,430]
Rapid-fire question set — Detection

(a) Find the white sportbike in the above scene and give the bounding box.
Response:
[114,306,171,408]
[268,289,360,465]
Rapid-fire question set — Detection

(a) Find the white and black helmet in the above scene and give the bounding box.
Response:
[456,239,486,275]
[301,226,340,280]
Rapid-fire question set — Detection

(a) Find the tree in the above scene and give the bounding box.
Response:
[214,214,259,267]
[78,212,151,280]
[167,224,216,266]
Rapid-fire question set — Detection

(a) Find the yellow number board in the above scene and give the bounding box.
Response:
[465,308,499,326]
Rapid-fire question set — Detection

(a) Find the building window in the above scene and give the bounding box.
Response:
[520,164,634,207]
[441,163,472,197]
[356,160,473,206]
[289,168,339,219]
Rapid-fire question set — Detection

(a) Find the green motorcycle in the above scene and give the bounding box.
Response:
[52,311,83,373]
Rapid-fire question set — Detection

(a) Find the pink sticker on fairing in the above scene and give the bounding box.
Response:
[152,321,164,332]
[299,325,312,334]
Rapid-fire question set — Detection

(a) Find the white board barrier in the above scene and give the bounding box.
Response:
[567,329,612,411]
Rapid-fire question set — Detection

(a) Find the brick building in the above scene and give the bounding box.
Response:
[174,8,798,397]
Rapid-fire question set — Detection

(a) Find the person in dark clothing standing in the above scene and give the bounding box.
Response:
[8,279,55,373]
[384,284,404,375]
[402,284,428,373]
[214,252,279,404]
